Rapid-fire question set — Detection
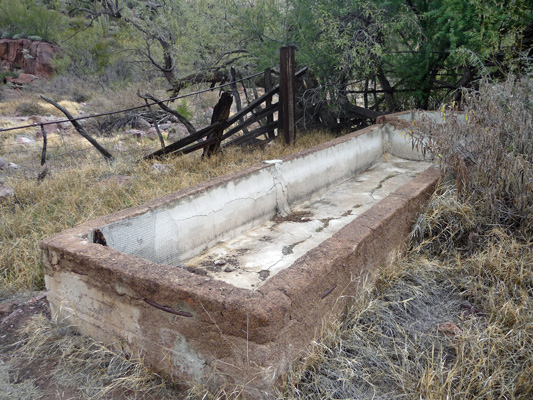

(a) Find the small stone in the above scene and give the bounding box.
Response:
[133,118,151,131]
[37,122,61,136]
[146,127,160,140]
[167,125,189,142]
[123,129,145,138]
[0,157,8,170]
[151,163,171,173]
[16,135,34,144]
[8,162,19,170]
[258,270,270,280]
[438,322,462,337]
[224,265,235,272]
[0,186,14,199]
[214,259,226,266]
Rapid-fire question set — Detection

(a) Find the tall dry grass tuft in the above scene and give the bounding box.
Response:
[8,314,182,399]
[411,75,532,237]
[278,75,532,400]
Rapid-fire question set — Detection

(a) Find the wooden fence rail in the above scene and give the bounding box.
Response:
[144,65,307,160]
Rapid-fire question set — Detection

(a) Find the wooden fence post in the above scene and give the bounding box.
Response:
[264,68,275,140]
[279,46,296,145]
[202,92,233,158]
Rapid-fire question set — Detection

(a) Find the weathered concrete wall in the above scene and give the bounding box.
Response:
[42,114,442,397]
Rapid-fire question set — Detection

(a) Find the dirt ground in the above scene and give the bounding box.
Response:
[0,291,77,400]
[0,292,183,400]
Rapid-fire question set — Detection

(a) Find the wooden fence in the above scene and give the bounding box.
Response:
[145,47,305,160]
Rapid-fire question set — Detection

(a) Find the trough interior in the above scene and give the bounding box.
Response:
[185,154,432,289]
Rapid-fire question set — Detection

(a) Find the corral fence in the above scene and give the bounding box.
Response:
[1,46,305,169]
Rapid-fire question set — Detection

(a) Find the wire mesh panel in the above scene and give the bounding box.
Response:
[99,209,182,266]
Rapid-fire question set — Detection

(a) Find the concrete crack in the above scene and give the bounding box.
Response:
[172,187,277,223]
[369,173,399,200]
[271,161,290,217]
[265,254,285,271]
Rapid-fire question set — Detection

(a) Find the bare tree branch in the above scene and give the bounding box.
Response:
[137,91,197,135]
[40,95,115,162]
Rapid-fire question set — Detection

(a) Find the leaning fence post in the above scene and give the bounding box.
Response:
[37,123,48,182]
[279,46,296,145]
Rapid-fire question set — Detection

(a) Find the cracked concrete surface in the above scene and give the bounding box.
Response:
[184,154,432,289]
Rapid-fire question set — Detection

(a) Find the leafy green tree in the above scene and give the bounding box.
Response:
[66,0,251,92]
[238,0,532,126]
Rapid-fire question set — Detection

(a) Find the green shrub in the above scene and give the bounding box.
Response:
[0,0,66,43]
[176,100,193,121]
[50,54,72,76]
[0,71,18,84]
[411,76,532,237]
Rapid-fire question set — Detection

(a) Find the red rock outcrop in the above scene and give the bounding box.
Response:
[6,73,39,86]
[0,39,61,78]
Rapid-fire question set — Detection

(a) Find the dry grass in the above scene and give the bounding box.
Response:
[0,131,335,292]
[3,182,530,400]
[2,75,531,399]
[3,314,183,400]
[278,183,533,400]
[411,75,533,236]
[0,93,81,117]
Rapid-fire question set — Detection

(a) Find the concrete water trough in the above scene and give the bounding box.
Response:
[42,111,442,396]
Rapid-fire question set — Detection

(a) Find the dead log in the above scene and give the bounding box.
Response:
[40,95,115,162]
[264,68,275,139]
[37,123,48,183]
[229,67,248,134]
[39,123,47,167]
[202,92,233,158]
